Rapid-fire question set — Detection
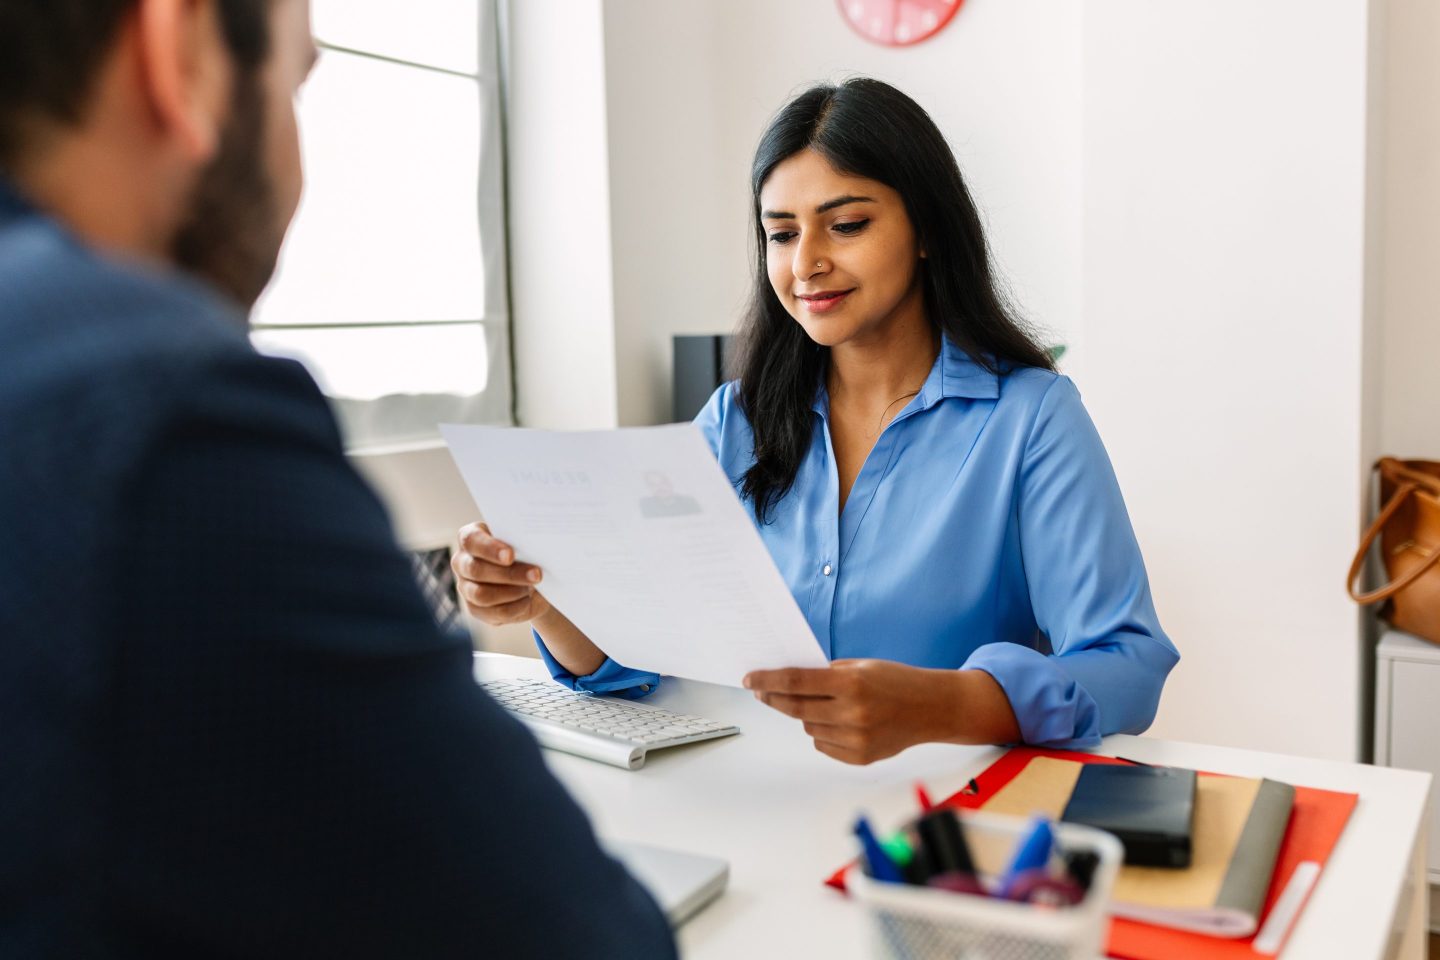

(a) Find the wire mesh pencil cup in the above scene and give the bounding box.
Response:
[848,811,1123,960]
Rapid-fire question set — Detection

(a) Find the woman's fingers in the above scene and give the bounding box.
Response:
[458,580,532,609]
[458,521,516,566]
[452,521,553,626]
[485,593,543,624]
[454,550,541,586]
[811,737,866,765]
[754,691,851,724]
[746,660,926,765]
[454,521,542,588]
[804,721,886,765]
[743,667,840,695]
[458,583,543,624]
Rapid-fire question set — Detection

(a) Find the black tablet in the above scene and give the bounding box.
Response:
[1061,764,1196,868]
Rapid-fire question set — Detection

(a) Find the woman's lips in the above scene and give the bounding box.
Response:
[798,289,854,314]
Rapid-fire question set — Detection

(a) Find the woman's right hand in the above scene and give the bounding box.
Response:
[453,522,609,676]
[452,521,551,626]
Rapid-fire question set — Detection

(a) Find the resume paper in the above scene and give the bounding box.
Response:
[441,423,829,687]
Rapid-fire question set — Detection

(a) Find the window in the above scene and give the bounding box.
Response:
[251,0,512,450]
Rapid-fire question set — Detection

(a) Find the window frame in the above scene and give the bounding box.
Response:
[250,0,515,458]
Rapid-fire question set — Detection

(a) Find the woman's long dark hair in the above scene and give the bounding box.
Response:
[733,78,1055,523]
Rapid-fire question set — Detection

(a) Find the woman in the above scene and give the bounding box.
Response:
[453,78,1178,764]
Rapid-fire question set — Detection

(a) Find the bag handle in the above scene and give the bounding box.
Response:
[1347,479,1440,604]
[1387,459,1440,495]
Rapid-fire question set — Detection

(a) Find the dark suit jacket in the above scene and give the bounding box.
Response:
[0,179,675,959]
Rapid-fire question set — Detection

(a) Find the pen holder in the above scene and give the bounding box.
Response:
[849,811,1123,960]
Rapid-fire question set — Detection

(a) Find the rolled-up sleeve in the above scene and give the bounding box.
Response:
[534,632,661,699]
[962,376,1179,748]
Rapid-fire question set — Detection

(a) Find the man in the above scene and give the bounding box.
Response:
[0,1,676,956]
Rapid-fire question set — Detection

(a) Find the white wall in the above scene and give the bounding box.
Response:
[597,2,737,428]
[507,0,1393,759]
[504,0,620,429]
[1079,1,1378,759]
[1381,0,1440,460]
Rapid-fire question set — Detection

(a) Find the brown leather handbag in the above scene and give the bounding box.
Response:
[1347,458,1440,644]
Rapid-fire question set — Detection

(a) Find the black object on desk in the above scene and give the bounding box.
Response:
[1060,763,1197,868]
[915,808,976,878]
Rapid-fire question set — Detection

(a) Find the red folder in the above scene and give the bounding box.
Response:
[826,748,1358,960]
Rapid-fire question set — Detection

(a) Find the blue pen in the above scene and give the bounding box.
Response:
[998,816,1055,900]
[854,815,904,883]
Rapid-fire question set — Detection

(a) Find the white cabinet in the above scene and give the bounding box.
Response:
[1375,629,1440,929]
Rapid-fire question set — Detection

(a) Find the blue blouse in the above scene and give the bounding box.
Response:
[538,337,1178,748]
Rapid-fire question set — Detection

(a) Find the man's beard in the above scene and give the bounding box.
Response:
[170,73,284,314]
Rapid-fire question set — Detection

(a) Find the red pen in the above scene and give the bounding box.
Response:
[914,782,934,813]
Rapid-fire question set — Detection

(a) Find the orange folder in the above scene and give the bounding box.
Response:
[826,747,1358,959]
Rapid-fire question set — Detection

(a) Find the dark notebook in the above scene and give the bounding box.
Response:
[1061,764,1197,868]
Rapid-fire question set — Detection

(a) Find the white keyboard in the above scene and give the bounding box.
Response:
[480,677,740,770]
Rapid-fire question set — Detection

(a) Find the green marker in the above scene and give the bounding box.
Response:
[880,833,914,867]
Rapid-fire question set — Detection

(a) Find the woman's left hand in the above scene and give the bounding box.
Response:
[743,660,1020,765]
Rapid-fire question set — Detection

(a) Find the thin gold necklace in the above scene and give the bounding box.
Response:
[870,389,921,439]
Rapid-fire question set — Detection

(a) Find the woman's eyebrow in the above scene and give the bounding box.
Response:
[761,195,876,220]
[815,194,875,213]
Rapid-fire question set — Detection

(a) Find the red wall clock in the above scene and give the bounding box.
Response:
[837,0,964,47]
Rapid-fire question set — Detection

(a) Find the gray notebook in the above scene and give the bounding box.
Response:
[1106,776,1297,939]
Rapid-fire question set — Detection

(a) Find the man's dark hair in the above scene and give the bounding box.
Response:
[0,0,271,166]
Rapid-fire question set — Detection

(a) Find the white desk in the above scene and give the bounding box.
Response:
[475,654,1431,959]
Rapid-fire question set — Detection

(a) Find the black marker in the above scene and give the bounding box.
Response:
[916,808,976,879]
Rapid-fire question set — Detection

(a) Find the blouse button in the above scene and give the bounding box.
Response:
[822,563,833,576]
